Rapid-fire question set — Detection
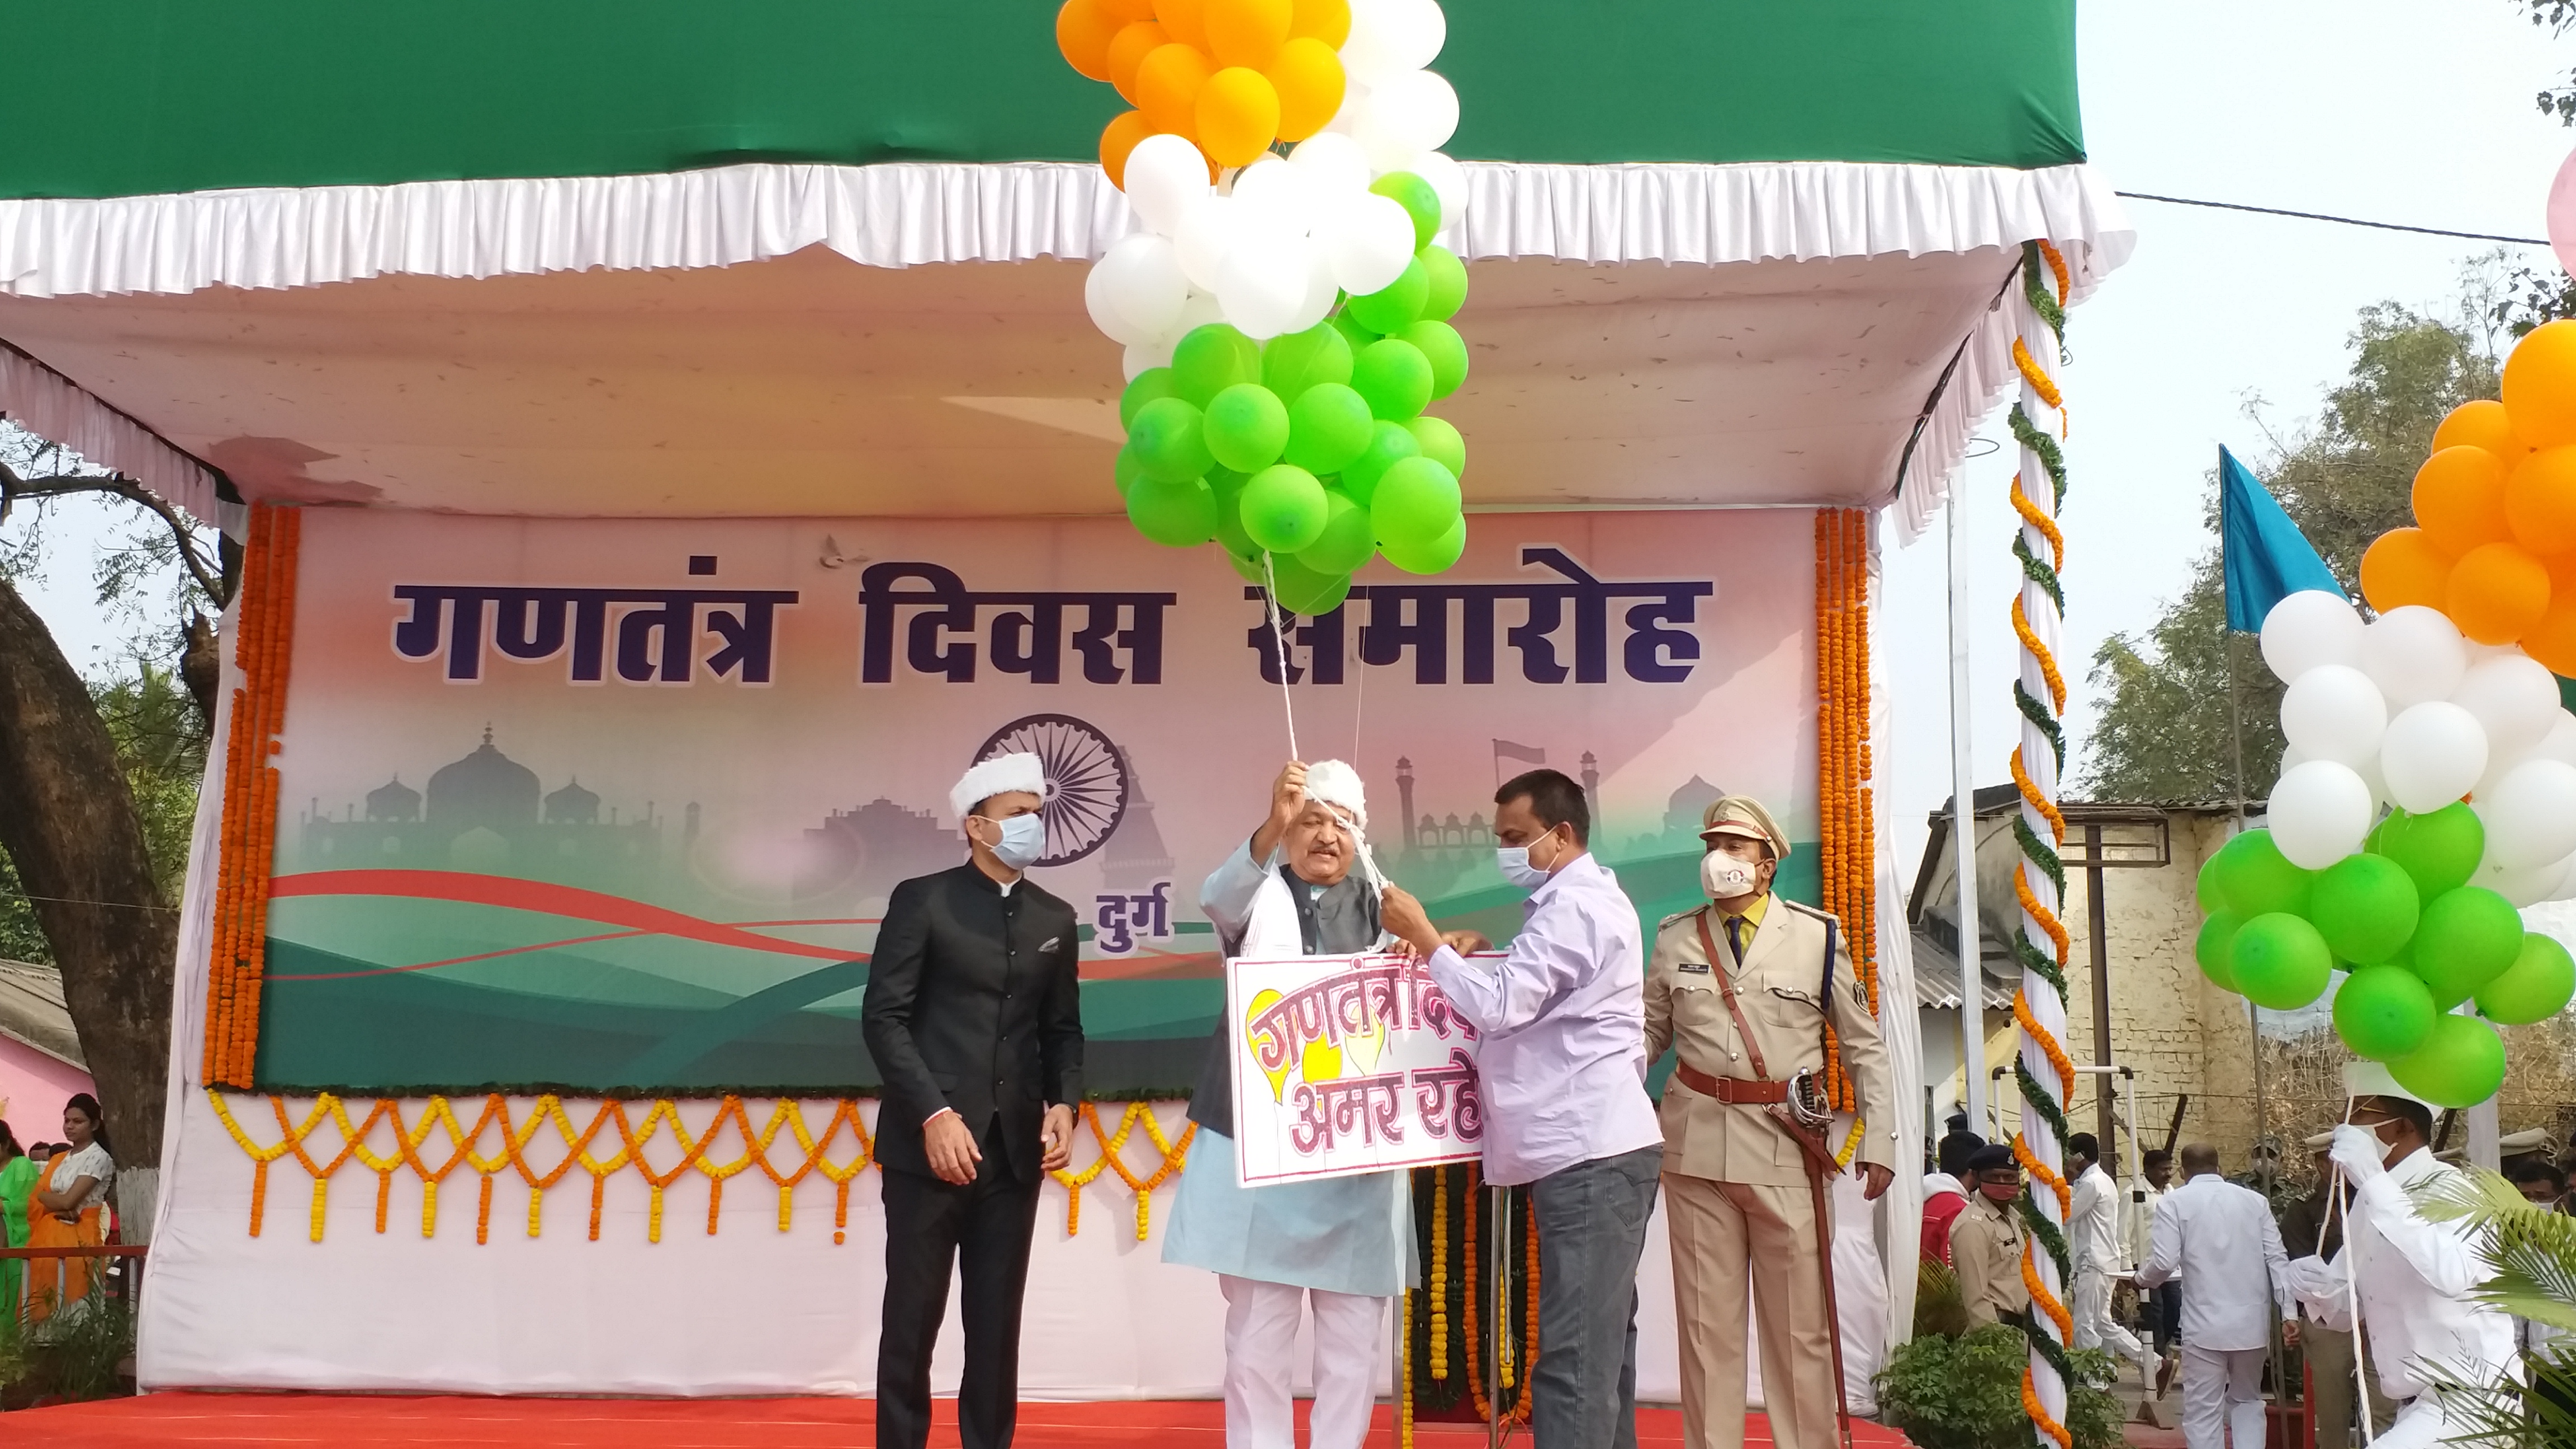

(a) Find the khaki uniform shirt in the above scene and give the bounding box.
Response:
[1952,1192,2029,1326]
[1642,893,1897,1187]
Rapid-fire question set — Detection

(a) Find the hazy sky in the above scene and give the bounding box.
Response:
[13,0,2576,891]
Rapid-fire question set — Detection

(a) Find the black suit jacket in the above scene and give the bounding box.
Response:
[863,864,1085,1184]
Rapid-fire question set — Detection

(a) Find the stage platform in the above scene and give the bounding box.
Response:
[15,1395,1912,1447]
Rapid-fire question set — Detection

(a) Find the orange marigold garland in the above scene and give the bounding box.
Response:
[1813,508,1879,1114]
[203,504,300,1090]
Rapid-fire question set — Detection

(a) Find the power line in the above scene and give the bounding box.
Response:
[1,891,174,913]
[2115,191,2549,246]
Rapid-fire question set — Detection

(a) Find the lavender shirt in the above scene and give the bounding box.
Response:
[1426,852,1665,1186]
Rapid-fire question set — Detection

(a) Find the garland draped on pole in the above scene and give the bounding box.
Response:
[204,503,300,1089]
[2007,240,2076,1447]
[1815,507,1879,1116]
[1400,1163,1536,1443]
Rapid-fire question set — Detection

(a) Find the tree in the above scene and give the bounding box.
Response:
[0,430,228,1182]
[2501,1,2576,333]
[2081,299,2502,802]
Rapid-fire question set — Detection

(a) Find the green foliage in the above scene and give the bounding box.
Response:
[2427,1347,2576,1449]
[1875,1324,2124,1449]
[2421,1165,2576,1332]
[2520,1,2576,127]
[2,1278,139,1405]
[2081,300,2502,804]
[1915,1258,1972,1340]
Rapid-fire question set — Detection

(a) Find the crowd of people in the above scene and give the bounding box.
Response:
[0,1093,119,1330]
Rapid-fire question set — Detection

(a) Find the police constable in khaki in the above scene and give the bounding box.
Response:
[1644,796,1896,1449]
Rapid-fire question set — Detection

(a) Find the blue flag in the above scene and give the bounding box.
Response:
[2220,446,2344,632]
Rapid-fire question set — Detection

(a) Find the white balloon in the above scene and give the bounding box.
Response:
[2452,653,2563,760]
[2266,760,2376,869]
[1319,191,1417,295]
[2484,757,2576,869]
[1085,258,1156,346]
[1174,195,1244,293]
[2354,749,2393,808]
[2473,848,2570,908]
[2360,605,2470,711]
[2279,664,2389,766]
[1216,229,1315,340]
[1290,133,1374,196]
[1093,233,1192,342]
[1409,151,1469,223]
[2380,700,2490,813]
[2277,744,2310,775]
[2258,590,2364,683]
[1287,241,1342,334]
[1230,158,1319,238]
[1123,338,1174,380]
[1363,69,1461,155]
[1124,135,1210,237]
[2532,711,2576,768]
[1342,0,1443,81]
[2553,854,2576,902]
[1170,288,1226,340]
[1348,92,1428,172]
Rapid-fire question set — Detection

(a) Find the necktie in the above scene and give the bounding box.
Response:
[1725,915,1749,966]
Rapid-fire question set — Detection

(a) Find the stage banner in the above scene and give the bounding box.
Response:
[1229,952,1486,1184]
[257,509,1820,1098]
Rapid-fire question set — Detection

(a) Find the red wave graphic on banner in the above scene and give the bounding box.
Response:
[267,870,861,964]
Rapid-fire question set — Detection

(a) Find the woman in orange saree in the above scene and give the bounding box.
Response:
[25,1094,115,1327]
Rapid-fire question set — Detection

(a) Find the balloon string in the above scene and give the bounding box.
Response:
[2334,1100,2377,1447]
[1261,550,1301,764]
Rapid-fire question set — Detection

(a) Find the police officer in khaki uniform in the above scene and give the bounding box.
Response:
[1950,1143,2032,1327]
[1644,796,1896,1449]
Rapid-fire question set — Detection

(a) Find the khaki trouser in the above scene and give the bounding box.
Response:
[1665,1172,1838,1449]
[2303,1322,2395,1449]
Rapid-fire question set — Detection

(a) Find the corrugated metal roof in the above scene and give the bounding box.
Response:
[1907,927,2015,1011]
[0,959,84,1070]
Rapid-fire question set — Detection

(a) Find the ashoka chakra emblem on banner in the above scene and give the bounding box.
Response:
[975,713,1129,867]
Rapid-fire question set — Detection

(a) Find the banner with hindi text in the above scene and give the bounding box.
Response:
[1229,953,1486,1185]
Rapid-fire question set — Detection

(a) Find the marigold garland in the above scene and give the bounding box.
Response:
[1431,1164,1450,1379]
[203,504,301,1090]
[211,1091,1191,1243]
[1813,509,1880,1114]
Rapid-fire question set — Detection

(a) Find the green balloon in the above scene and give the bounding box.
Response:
[1351,338,1434,421]
[1371,457,1462,547]
[2368,804,2485,902]
[1209,468,1256,557]
[1330,311,1380,354]
[1419,245,1468,323]
[2195,855,2227,913]
[1239,464,1330,554]
[1267,553,1352,615]
[1381,515,1467,575]
[1120,368,1179,430]
[2333,966,2438,1060]
[1172,323,1263,406]
[2409,886,2526,1009]
[2476,932,2576,1025]
[1284,383,1375,475]
[2194,912,2242,990]
[2212,829,2314,920]
[1124,476,1218,547]
[2229,912,2335,1010]
[1263,324,1355,403]
[1129,396,1214,485]
[2389,1013,2508,1109]
[1340,421,1422,506]
[1299,490,1377,575]
[1371,171,1443,252]
[1205,383,1291,473]
[1400,320,1470,399]
[1225,544,1267,584]
[1113,444,1149,499]
[2310,854,2422,965]
[1346,258,1429,335]
[1405,416,1466,478]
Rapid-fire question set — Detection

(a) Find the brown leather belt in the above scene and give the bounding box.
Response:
[1673,1062,1788,1105]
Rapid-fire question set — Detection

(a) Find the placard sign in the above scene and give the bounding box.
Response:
[1228,951,1492,1185]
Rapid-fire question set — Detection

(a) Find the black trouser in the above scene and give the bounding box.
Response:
[878,1117,1043,1449]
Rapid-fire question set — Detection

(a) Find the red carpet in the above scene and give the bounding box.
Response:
[14,1395,1916,1447]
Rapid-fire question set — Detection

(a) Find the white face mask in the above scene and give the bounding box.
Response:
[1497,831,1557,892]
[1702,852,1761,901]
[979,813,1047,871]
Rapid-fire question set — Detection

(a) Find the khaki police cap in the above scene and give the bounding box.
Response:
[1701,796,1790,860]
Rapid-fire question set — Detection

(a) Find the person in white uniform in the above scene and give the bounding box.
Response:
[2289,1062,2519,1449]
[1162,760,1476,1449]
[2066,1132,2157,1386]
[2132,1143,2297,1449]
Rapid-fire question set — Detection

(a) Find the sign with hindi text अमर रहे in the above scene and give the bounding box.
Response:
[1228,951,1491,1185]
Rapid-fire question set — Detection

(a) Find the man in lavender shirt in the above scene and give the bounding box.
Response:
[1384,768,1666,1449]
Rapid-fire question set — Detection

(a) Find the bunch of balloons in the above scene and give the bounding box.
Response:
[2195,811,2574,1108]
[2360,322,2576,671]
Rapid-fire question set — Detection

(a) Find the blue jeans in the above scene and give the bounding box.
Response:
[1530,1146,1663,1449]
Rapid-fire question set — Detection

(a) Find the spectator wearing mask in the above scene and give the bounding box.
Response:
[1920,1130,1981,1267]
[2507,1160,2575,1361]
[2067,1133,2157,1386]
[2134,1144,2297,1449]
[1949,1144,2029,1327]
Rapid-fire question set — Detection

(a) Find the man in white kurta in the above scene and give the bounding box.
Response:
[1161,761,1429,1449]
[2067,1131,2156,1386]
[2133,1143,2296,1449]
[2289,1063,2518,1449]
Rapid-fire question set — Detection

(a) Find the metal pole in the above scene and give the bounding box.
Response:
[1489,1184,1512,1449]
[2085,822,2115,1150]
[1948,491,1987,1132]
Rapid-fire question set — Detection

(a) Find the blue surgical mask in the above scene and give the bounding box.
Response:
[1497,846,1550,892]
[982,813,1047,871]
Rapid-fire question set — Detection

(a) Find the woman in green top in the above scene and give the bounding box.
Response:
[0,1120,32,1319]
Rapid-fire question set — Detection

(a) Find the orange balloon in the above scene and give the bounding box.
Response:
[2412,445,2511,555]
[2509,446,2576,555]
[2433,399,2526,462]
[1101,111,1157,190]
[1106,21,1170,103]
[1154,0,1210,49]
[1205,0,1292,69]
[1057,0,1122,81]
[1267,37,1345,141]
[2446,541,2554,643]
[1288,0,1351,47]
[1196,67,1281,167]
[2360,528,2456,614]
[1136,42,1213,133]
[1098,0,1159,20]
[2525,594,2576,675]
[2504,320,2576,449]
